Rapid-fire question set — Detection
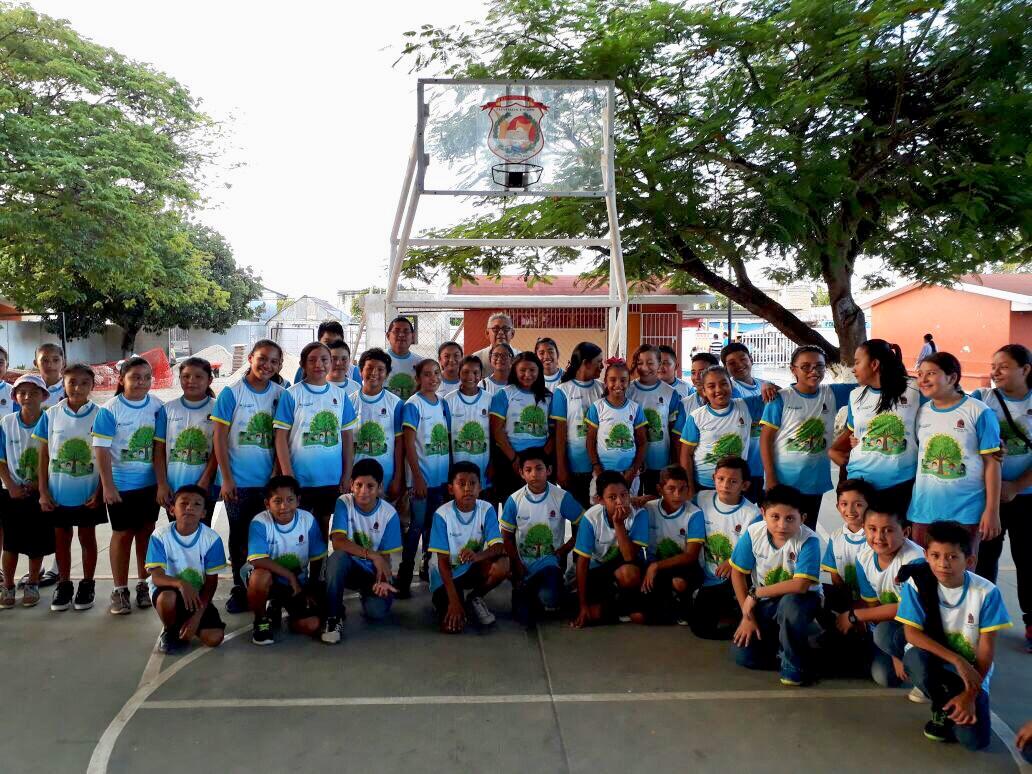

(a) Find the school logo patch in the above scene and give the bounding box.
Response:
[957,419,966,429]
[659,397,664,404]
[788,551,796,561]
[967,613,975,624]
[739,417,745,425]
[298,534,305,544]
[380,408,387,415]
[900,396,908,405]
[734,524,742,534]
[373,521,379,530]
[822,403,829,413]
[549,510,556,518]
[332,398,338,405]
[679,528,686,536]
[482,409,488,416]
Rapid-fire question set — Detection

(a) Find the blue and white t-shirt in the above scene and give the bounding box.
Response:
[731,378,767,479]
[385,349,422,402]
[145,522,227,596]
[572,504,649,567]
[972,388,1032,496]
[695,490,762,586]
[680,388,706,414]
[544,369,564,390]
[896,571,1011,691]
[330,376,359,396]
[92,394,164,491]
[350,389,404,487]
[845,382,923,490]
[550,379,604,474]
[478,376,508,400]
[246,508,327,585]
[667,378,692,401]
[643,498,704,562]
[32,400,99,507]
[585,398,647,472]
[330,494,402,573]
[210,378,284,489]
[401,393,452,488]
[436,378,461,399]
[273,382,357,488]
[856,539,925,605]
[0,381,13,415]
[444,388,492,484]
[42,382,66,409]
[680,397,762,487]
[427,499,503,591]
[500,483,582,577]
[155,396,215,493]
[295,364,362,388]
[820,523,868,598]
[0,410,43,488]
[730,520,821,592]
[628,380,683,471]
[908,396,1001,525]
[490,386,552,453]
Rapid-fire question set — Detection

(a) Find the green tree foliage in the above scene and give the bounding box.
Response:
[764,566,793,585]
[522,523,556,558]
[173,427,209,464]
[643,408,663,442]
[865,413,907,452]
[399,0,1032,363]
[177,568,204,591]
[456,420,487,452]
[353,531,373,550]
[704,433,745,464]
[16,446,38,480]
[789,418,827,452]
[922,433,964,477]
[429,423,450,455]
[656,537,683,560]
[945,631,976,664]
[356,421,388,455]
[276,553,302,575]
[705,533,734,564]
[128,426,154,452]
[607,422,633,449]
[56,437,92,474]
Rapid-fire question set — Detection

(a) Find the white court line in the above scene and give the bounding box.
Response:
[991,711,1032,774]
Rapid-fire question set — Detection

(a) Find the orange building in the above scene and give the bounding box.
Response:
[864,274,1032,389]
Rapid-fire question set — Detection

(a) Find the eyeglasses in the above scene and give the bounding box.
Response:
[793,363,826,373]
[490,352,512,361]
[488,326,514,334]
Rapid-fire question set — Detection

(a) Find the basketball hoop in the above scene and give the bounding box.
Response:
[482,94,549,189]
[491,161,543,189]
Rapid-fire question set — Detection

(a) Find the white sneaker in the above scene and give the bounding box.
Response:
[467,595,496,626]
[908,687,930,704]
[320,616,344,644]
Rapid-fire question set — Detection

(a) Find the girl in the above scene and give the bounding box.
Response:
[212,339,286,614]
[35,342,67,408]
[535,337,563,390]
[907,352,1001,553]
[490,352,553,502]
[480,343,514,399]
[585,360,647,500]
[0,345,12,414]
[437,341,463,397]
[628,344,683,498]
[914,333,936,370]
[657,345,692,400]
[553,342,604,508]
[154,357,219,523]
[94,357,164,615]
[36,363,105,612]
[351,348,405,502]
[398,359,452,596]
[328,339,358,394]
[759,345,854,528]
[830,339,923,514]
[445,354,493,498]
[273,341,357,538]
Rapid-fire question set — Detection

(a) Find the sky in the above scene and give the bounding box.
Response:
[30,0,488,300]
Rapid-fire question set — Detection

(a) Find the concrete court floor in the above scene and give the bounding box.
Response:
[0,499,1028,774]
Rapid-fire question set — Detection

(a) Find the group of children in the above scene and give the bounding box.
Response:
[0,322,1027,754]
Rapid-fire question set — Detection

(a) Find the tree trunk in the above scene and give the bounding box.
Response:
[821,235,868,366]
[120,325,140,358]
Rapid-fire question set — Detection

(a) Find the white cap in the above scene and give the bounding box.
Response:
[12,374,48,394]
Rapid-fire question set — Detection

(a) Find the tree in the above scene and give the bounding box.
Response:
[764,566,793,585]
[177,568,204,592]
[656,537,683,561]
[705,533,734,565]
[173,427,209,464]
[643,408,663,442]
[429,423,450,455]
[606,422,633,449]
[522,523,556,558]
[16,446,38,481]
[357,421,388,455]
[125,426,154,462]
[305,410,340,446]
[922,433,964,478]
[864,413,907,453]
[788,418,827,452]
[399,0,1032,363]
[56,437,92,475]
[456,421,487,453]
[704,433,745,464]
[516,404,547,437]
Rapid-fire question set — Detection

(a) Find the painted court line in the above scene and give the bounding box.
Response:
[991,711,1032,774]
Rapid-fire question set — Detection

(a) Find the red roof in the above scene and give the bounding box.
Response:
[448,275,680,296]
[959,274,1032,295]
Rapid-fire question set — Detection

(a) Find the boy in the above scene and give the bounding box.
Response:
[427,461,507,633]
[500,448,582,625]
[385,316,423,400]
[691,456,761,639]
[721,342,774,502]
[571,470,649,627]
[657,345,691,401]
[34,342,67,408]
[444,355,492,493]
[640,465,704,624]
[322,459,401,644]
[896,521,1011,750]
[349,348,405,501]
[327,339,358,393]
[145,485,228,653]
[293,320,362,386]
[243,475,327,645]
[730,484,821,685]
[682,352,720,413]
[436,341,463,397]
[822,479,875,611]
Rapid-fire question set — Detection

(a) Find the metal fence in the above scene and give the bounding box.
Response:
[741,328,797,367]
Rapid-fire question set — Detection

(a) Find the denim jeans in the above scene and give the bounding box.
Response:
[871,620,907,687]
[402,484,447,568]
[325,551,393,620]
[903,646,992,751]
[512,565,563,625]
[224,487,266,588]
[733,592,820,680]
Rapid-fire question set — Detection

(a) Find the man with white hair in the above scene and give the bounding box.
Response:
[471,312,519,370]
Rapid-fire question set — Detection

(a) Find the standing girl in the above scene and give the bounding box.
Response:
[585,360,647,499]
[212,339,285,614]
[907,352,1001,554]
[436,341,463,397]
[535,337,564,391]
[35,343,67,408]
[445,355,493,497]
[351,348,405,501]
[490,352,553,502]
[328,339,358,394]
[480,343,514,399]
[93,357,164,615]
[628,345,683,498]
[552,342,604,508]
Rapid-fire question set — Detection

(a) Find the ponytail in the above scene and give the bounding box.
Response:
[562,341,603,384]
[858,339,909,414]
[921,351,963,394]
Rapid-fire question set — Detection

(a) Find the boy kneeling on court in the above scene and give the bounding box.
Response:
[145,485,228,653]
[730,484,821,686]
[428,461,508,634]
[571,470,649,627]
[321,459,401,644]
[243,475,327,646]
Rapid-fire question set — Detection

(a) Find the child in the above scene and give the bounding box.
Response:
[212,339,286,614]
[385,316,423,400]
[657,345,691,401]
[640,465,704,625]
[721,342,775,502]
[427,461,507,633]
[243,475,327,645]
[730,484,821,686]
[490,352,553,502]
[691,456,762,640]
[552,342,604,508]
[350,348,405,502]
[0,376,52,607]
[571,470,648,627]
[681,352,720,413]
[908,352,1001,553]
[34,342,67,408]
[93,356,164,615]
[322,459,401,643]
[0,345,12,414]
[145,485,228,653]
[35,364,106,612]
[436,341,463,397]
[274,341,357,537]
[292,320,362,386]
[399,359,452,596]
[480,342,514,399]
[535,337,563,390]
[585,360,647,499]
[327,339,358,393]
[154,357,218,521]
[500,448,582,625]
[822,479,876,609]
[628,345,684,498]
[444,355,492,496]
[896,521,1011,750]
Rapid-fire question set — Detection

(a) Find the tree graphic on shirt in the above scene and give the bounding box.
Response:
[240,412,275,449]
[945,631,976,664]
[786,418,826,453]
[387,373,416,401]
[275,553,302,575]
[843,564,860,599]
[122,425,154,463]
[521,523,556,560]
[704,433,745,465]
[602,543,621,563]
[356,422,388,457]
[705,533,733,565]
[455,421,487,454]
[514,404,547,437]
[878,590,899,604]
[55,437,93,476]
[171,426,209,465]
[764,566,792,585]
[303,410,340,447]
[862,413,907,455]
[177,567,204,591]
[352,531,373,550]
[15,446,38,482]
[427,424,450,456]
[999,422,1028,457]
[656,537,683,560]
[921,434,965,479]
[605,422,634,450]
[643,408,664,442]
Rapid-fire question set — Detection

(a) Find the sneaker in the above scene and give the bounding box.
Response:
[157,629,186,654]
[251,617,274,646]
[908,687,930,704]
[320,616,345,644]
[418,552,430,582]
[923,709,956,743]
[0,586,15,609]
[135,581,152,609]
[779,669,807,687]
[38,568,59,588]
[467,595,496,626]
[226,585,247,614]
[21,584,40,607]
[73,579,96,611]
[109,588,132,616]
[51,581,74,611]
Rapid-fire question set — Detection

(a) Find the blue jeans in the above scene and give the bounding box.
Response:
[903,646,992,751]
[224,487,266,587]
[871,620,907,687]
[512,565,563,624]
[402,485,446,567]
[733,592,819,680]
[325,551,393,620]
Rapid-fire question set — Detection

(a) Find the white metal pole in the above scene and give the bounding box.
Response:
[385,133,420,323]
[602,85,628,357]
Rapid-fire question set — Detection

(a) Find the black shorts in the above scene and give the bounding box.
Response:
[0,495,54,558]
[299,486,340,521]
[585,557,645,604]
[431,570,479,619]
[51,504,108,529]
[151,587,226,632]
[107,486,160,532]
[267,582,322,620]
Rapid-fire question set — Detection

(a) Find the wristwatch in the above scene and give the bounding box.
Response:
[747,586,759,601]
[848,610,858,625]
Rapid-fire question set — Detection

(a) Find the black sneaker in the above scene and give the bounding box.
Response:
[226,585,247,614]
[38,568,59,588]
[395,562,413,599]
[924,709,956,743]
[135,581,152,609]
[50,580,74,612]
[73,579,96,611]
[418,552,430,582]
[251,617,274,646]
[158,629,186,654]
[320,616,345,644]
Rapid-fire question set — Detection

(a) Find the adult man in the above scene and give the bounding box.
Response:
[472,313,519,368]
[708,333,723,357]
